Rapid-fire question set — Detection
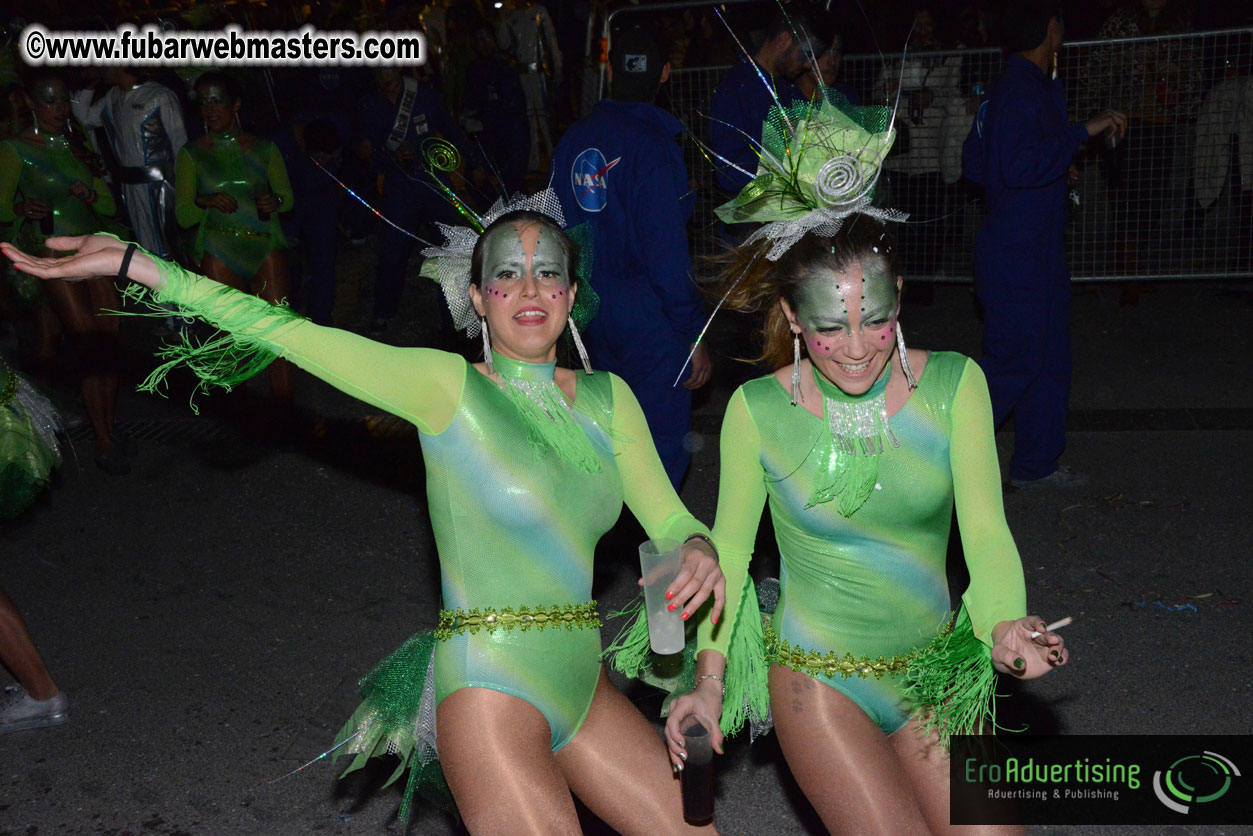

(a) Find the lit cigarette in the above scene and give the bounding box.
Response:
[1030,616,1072,639]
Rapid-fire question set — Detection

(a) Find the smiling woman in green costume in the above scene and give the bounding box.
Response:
[661,91,1070,835]
[1,191,725,836]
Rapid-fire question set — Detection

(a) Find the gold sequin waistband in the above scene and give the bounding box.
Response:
[207,224,271,239]
[764,619,955,681]
[435,601,601,640]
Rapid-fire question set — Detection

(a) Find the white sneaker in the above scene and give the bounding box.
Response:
[0,685,69,733]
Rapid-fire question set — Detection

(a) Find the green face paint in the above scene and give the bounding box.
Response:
[198,83,233,108]
[793,261,897,336]
[31,81,70,108]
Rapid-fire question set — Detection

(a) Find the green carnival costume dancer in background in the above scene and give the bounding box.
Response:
[175,72,295,405]
[661,95,1069,835]
[0,71,130,474]
[2,189,725,836]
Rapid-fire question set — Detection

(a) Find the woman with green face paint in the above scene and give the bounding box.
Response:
[0,71,129,473]
[175,72,295,406]
[664,216,1069,835]
[0,205,726,835]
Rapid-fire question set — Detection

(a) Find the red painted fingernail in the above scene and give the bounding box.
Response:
[668,603,677,611]
[712,615,718,625]
[665,591,673,600]
[681,611,690,620]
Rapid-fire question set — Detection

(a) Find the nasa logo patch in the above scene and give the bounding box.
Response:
[571,147,621,213]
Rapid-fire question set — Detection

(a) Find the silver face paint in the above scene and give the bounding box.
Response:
[482,222,569,288]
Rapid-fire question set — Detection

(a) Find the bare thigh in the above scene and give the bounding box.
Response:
[556,667,718,835]
[770,663,933,836]
[199,253,244,291]
[890,717,1024,836]
[249,250,291,303]
[436,686,580,836]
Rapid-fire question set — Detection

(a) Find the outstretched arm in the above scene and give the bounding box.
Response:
[2,235,464,434]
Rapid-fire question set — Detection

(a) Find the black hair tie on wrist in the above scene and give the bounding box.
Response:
[117,243,137,282]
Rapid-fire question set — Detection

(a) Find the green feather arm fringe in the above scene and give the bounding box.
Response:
[718,576,771,737]
[902,609,999,748]
[603,584,770,738]
[332,632,455,823]
[603,596,696,705]
[118,281,301,415]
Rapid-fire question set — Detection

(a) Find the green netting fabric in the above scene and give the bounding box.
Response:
[0,359,63,520]
[714,92,906,260]
[333,631,457,824]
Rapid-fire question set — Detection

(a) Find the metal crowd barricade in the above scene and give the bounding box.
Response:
[605,17,1252,283]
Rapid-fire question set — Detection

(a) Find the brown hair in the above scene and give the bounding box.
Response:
[716,215,901,369]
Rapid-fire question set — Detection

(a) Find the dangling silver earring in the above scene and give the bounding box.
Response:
[791,332,802,406]
[31,110,39,135]
[480,317,494,375]
[896,322,917,389]
[567,318,593,375]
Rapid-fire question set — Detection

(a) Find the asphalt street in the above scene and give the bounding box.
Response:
[2,255,1251,835]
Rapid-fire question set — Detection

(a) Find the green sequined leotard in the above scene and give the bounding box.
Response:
[152,262,708,750]
[0,136,116,251]
[174,133,292,279]
[698,352,1026,734]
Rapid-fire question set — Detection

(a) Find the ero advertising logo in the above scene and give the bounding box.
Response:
[1153,751,1241,814]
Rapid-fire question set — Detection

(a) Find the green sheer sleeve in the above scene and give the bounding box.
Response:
[0,143,20,224]
[697,386,766,659]
[265,142,294,213]
[950,360,1028,644]
[88,173,115,217]
[153,260,464,434]
[174,148,202,229]
[608,373,710,545]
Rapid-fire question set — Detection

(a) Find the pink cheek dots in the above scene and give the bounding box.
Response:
[487,287,510,299]
[804,333,836,357]
[549,288,567,300]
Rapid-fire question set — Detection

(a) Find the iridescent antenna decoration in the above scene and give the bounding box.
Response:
[266,715,379,784]
[311,158,435,247]
[671,241,768,387]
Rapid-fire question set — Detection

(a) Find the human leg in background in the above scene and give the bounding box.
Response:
[0,585,68,733]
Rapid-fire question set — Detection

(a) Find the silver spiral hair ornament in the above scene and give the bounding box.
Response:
[815,153,867,208]
[421,137,461,172]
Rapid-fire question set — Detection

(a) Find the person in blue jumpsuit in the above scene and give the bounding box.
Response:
[462,27,529,198]
[709,13,814,197]
[967,2,1125,487]
[551,25,710,488]
[358,68,485,331]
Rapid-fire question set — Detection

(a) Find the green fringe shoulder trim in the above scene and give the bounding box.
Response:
[602,581,770,738]
[902,608,1000,748]
[118,280,303,414]
[332,631,456,823]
